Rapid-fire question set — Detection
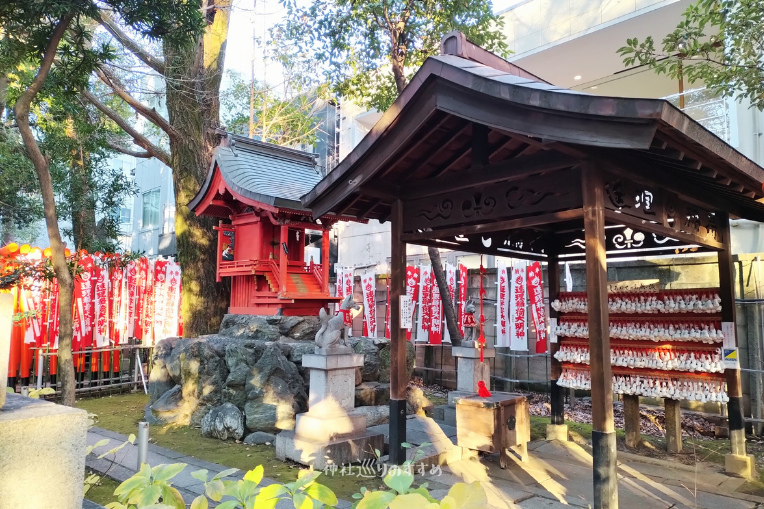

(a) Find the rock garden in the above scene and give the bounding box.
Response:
[145,314,416,443]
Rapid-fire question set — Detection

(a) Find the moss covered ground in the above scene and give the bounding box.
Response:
[76,393,384,503]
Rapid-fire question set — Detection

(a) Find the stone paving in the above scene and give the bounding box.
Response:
[86,425,764,509]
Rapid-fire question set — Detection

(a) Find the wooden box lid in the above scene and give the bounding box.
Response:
[453,392,527,409]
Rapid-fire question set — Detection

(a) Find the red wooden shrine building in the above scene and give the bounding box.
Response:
[189,134,355,315]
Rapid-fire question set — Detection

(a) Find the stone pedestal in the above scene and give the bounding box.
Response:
[451,345,495,393]
[546,424,569,441]
[0,394,88,508]
[432,346,496,427]
[276,349,384,469]
[725,453,756,479]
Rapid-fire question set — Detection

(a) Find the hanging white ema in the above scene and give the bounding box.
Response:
[400,295,413,329]
[510,261,528,351]
[495,260,510,348]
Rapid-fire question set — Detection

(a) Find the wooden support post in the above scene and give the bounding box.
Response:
[718,211,752,477]
[547,254,568,441]
[389,199,407,465]
[665,398,682,453]
[321,229,330,293]
[279,225,288,296]
[583,163,618,509]
[623,395,641,448]
[548,255,564,423]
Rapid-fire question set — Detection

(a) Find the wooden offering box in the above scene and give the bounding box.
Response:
[454,392,530,468]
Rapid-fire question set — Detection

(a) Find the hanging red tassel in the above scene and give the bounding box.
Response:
[478,256,487,362]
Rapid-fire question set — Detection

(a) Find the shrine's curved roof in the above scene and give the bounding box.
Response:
[189,134,321,213]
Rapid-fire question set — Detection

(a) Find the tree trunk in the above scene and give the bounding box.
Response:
[428,247,463,346]
[163,0,232,336]
[70,159,96,252]
[13,15,76,406]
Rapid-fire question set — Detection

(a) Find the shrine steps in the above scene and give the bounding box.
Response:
[263,271,322,295]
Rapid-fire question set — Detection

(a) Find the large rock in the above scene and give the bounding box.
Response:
[378,341,415,383]
[286,342,316,363]
[225,340,264,372]
[353,338,381,382]
[218,315,320,342]
[201,403,245,441]
[355,382,390,407]
[148,338,179,403]
[244,345,307,432]
[148,385,183,424]
[243,431,276,445]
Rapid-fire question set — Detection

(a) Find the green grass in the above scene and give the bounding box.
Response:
[84,472,121,506]
[76,393,384,501]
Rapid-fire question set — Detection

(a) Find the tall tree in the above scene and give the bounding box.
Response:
[619,0,764,110]
[280,0,509,344]
[0,0,203,405]
[87,1,234,336]
[279,0,508,111]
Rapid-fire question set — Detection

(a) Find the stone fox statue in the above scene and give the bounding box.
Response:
[316,294,359,349]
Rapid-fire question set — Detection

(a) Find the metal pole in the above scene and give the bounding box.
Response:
[36,352,44,390]
[137,350,148,395]
[137,422,149,470]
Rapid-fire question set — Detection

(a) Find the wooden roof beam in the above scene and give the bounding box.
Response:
[356,198,384,218]
[337,195,361,216]
[401,121,471,182]
[402,150,579,200]
[378,112,453,178]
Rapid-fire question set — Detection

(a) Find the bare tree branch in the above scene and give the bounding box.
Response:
[95,66,178,139]
[105,139,152,158]
[81,89,171,166]
[97,10,166,75]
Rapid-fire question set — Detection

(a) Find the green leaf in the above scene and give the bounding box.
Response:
[388,493,432,509]
[383,469,414,494]
[445,482,487,509]
[293,470,320,491]
[408,487,437,503]
[191,469,209,483]
[206,480,225,501]
[215,501,241,509]
[93,438,110,449]
[5,387,13,394]
[304,482,337,506]
[213,468,240,480]
[128,483,162,506]
[114,475,150,499]
[105,503,128,509]
[357,491,395,509]
[160,485,185,509]
[190,495,209,509]
[243,465,264,485]
[128,433,136,444]
[400,443,411,449]
[254,484,288,507]
[292,492,311,509]
[138,462,153,479]
[152,463,186,482]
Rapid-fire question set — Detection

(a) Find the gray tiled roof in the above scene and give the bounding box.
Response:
[190,134,321,211]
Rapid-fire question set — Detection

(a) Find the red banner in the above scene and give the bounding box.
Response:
[458,264,468,335]
[526,261,547,354]
[406,266,420,341]
[420,268,433,335]
[126,261,137,338]
[94,259,109,347]
[430,277,442,345]
[361,273,377,337]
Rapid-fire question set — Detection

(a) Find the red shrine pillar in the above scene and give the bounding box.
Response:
[321,229,330,293]
[279,225,288,295]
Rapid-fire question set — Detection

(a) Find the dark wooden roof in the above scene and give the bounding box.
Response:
[302,44,764,230]
[189,134,321,214]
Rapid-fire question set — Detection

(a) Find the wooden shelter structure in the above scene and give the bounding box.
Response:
[302,32,764,508]
[189,134,356,316]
